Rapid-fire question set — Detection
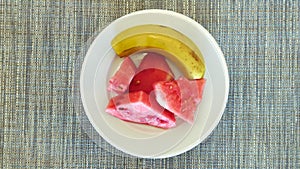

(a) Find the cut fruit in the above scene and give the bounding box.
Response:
[105,91,176,129]
[129,53,174,94]
[154,77,206,124]
[106,99,127,121]
[137,52,174,76]
[107,57,137,94]
[129,68,174,94]
[111,24,205,79]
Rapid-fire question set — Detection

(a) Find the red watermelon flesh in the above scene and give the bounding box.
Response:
[194,78,206,102]
[177,77,206,104]
[107,57,137,94]
[129,68,174,94]
[105,91,176,129]
[129,53,174,94]
[154,77,206,124]
[137,52,174,76]
[106,99,128,121]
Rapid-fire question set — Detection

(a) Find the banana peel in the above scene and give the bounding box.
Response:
[111,24,205,79]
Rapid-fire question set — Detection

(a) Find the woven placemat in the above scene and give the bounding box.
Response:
[0,0,299,168]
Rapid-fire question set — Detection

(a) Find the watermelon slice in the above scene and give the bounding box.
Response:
[105,91,176,129]
[129,68,174,94]
[106,99,127,121]
[107,57,137,94]
[153,77,206,124]
[137,52,174,76]
[129,53,174,94]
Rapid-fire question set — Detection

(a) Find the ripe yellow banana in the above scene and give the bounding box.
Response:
[111,24,205,79]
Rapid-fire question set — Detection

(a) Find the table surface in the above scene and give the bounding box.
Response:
[1,0,299,168]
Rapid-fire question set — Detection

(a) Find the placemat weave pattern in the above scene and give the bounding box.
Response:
[0,0,299,168]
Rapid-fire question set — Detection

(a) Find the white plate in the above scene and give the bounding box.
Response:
[80,9,229,158]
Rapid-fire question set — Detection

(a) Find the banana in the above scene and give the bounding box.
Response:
[111,24,205,79]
